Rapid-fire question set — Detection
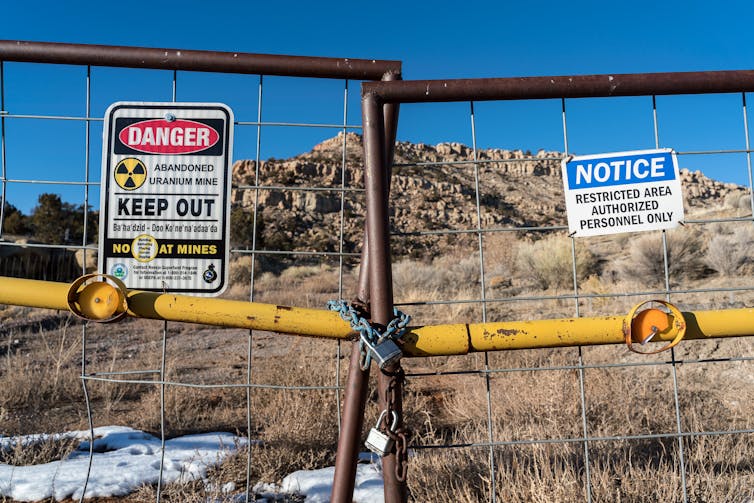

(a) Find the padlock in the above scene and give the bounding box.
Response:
[365,410,398,456]
[361,336,402,369]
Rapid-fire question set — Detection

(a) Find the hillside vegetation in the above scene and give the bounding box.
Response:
[1,133,754,501]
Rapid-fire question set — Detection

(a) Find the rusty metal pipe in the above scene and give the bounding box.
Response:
[378,102,409,498]
[402,308,754,354]
[331,337,371,502]
[363,69,754,104]
[356,73,401,304]
[363,102,392,327]
[331,75,402,502]
[3,276,754,354]
[362,93,407,502]
[0,40,401,80]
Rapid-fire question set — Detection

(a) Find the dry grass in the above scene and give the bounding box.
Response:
[1,326,753,502]
[2,229,754,502]
[704,224,754,277]
[620,229,709,286]
[0,435,79,466]
[516,234,600,290]
[399,338,754,501]
[0,317,347,501]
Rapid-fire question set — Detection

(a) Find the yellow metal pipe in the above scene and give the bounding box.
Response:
[1,276,753,355]
[126,290,352,338]
[0,276,353,339]
[403,308,754,356]
[0,276,71,311]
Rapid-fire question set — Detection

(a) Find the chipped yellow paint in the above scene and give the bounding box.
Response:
[1,276,753,355]
[0,276,353,339]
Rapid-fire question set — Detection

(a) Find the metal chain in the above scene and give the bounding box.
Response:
[382,308,411,342]
[327,300,411,370]
[381,366,409,482]
[328,300,411,479]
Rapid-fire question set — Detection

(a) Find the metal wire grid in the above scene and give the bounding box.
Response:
[391,93,754,501]
[0,60,361,501]
[3,55,754,502]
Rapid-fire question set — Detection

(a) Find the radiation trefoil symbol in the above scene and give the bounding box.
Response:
[114,158,147,190]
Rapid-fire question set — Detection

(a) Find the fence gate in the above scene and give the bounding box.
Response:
[360,72,754,502]
[0,41,399,502]
[3,41,754,503]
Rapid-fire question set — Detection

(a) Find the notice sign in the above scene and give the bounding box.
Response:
[99,102,234,296]
[561,149,685,237]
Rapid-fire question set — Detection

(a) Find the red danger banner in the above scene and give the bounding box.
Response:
[118,118,221,154]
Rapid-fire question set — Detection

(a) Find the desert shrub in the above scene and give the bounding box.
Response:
[516,234,599,290]
[723,191,752,212]
[391,254,483,324]
[228,255,254,286]
[704,226,754,276]
[392,253,481,301]
[279,264,333,281]
[621,229,708,285]
[484,233,519,282]
[230,205,258,248]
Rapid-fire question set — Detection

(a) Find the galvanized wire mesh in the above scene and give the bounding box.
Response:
[0,47,384,501]
[4,45,754,502]
[385,90,754,501]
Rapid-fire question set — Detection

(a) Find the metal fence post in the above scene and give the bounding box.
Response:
[331,71,400,503]
[363,91,407,502]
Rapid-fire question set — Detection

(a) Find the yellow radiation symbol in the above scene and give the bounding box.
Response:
[114,158,147,190]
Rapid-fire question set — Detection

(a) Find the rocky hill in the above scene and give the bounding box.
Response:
[231,132,748,258]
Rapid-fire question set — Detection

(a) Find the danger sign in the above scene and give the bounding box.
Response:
[561,149,685,237]
[99,102,234,296]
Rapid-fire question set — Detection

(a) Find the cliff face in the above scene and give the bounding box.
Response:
[230,132,749,256]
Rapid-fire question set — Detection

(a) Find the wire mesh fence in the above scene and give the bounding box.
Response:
[0,42,398,501]
[364,77,754,501]
[3,41,754,503]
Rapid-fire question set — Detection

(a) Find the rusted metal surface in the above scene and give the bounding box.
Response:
[331,336,371,502]
[362,92,407,502]
[0,40,401,80]
[0,276,354,337]
[331,74,402,502]
[3,275,753,355]
[362,69,754,103]
[355,74,402,303]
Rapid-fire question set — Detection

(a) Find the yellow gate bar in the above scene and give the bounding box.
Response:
[403,308,754,356]
[1,276,753,355]
[0,276,353,339]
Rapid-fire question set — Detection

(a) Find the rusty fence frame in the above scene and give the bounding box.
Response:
[0,41,400,503]
[4,42,754,503]
[360,71,754,502]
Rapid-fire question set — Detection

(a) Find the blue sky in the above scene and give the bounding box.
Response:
[2,0,754,213]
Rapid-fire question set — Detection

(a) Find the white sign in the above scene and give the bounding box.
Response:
[561,149,685,237]
[99,102,234,296]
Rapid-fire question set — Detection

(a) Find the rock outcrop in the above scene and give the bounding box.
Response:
[230,132,749,257]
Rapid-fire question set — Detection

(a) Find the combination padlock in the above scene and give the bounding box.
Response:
[365,410,398,456]
[362,336,402,369]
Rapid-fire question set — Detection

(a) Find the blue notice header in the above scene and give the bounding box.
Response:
[565,150,676,190]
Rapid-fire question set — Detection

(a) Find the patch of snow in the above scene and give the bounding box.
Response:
[255,463,384,503]
[0,426,245,501]
[0,427,385,502]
